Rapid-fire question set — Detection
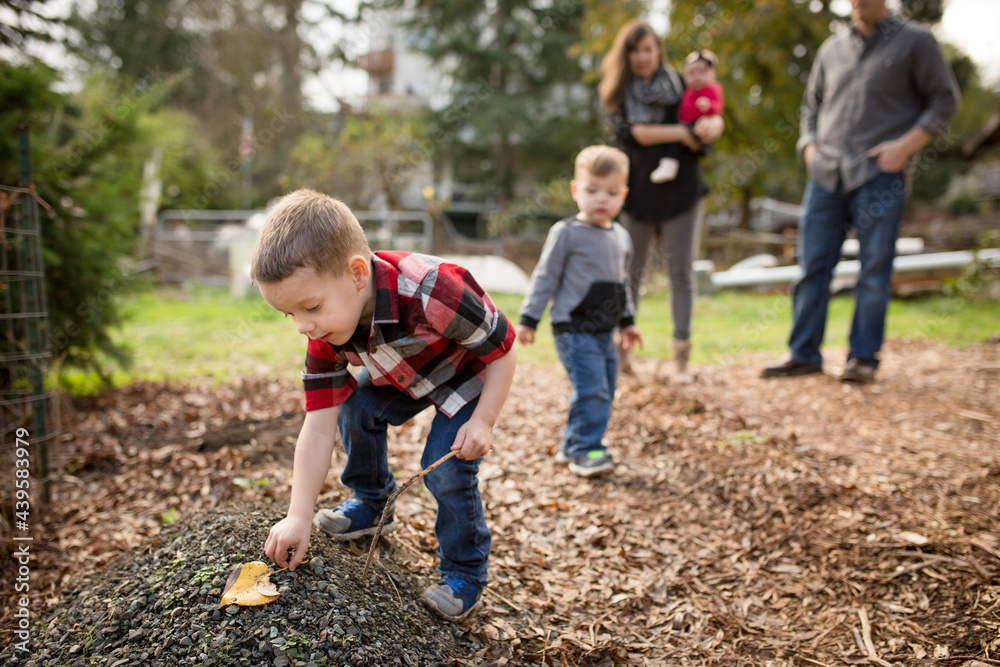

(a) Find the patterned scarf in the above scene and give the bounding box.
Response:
[625,65,683,124]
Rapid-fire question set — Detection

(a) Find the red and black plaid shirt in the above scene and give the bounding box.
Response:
[302,251,515,417]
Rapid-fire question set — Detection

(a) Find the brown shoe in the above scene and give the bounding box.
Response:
[841,358,876,383]
[673,339,692,383]
[760,358,823,378]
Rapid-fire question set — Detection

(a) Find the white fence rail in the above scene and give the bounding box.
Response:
[153,209,434,293]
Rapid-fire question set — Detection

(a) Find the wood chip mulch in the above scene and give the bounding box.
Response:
[2,338,998,666]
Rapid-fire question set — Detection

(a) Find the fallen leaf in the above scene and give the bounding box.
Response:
[219,561,280,606]
[256,579,278,597]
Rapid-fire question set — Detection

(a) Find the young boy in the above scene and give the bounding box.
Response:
[516,145,642,477]
[252,189,517,621]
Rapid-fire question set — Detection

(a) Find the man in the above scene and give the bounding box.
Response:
[762,0,960,382]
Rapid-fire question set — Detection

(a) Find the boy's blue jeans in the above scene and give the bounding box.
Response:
[337,368,490,586]
[789,171,906,368]
[554,331,617,456]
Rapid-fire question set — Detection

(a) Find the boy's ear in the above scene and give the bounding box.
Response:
[570,180,578,196]
[348,255,371,290]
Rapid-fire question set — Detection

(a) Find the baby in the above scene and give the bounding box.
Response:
[650,49,725,184]
[679,49,724,125]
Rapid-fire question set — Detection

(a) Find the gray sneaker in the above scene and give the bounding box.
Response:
[566,450,614,477]
[313,497,395,541]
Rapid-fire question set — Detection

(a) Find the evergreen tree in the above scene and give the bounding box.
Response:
[65,0,199,85]
[0,0,61,50]
[65,0,321,207]
[0,61,176,379]
[376,0,598,210]
[900,0,944,25]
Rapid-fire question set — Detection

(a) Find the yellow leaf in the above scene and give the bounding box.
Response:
[219,561,280,606]
[256,579,278,597]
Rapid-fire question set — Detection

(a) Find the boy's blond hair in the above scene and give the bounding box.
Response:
[575,145,630,180]
[250,189,371,283]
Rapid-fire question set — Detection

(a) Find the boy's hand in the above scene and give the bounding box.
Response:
[264,514,312,571]
[452,417,492,460]
[515,325,535,346]
[620,325,643,352]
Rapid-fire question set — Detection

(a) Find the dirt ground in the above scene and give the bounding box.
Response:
[2,337,999,665]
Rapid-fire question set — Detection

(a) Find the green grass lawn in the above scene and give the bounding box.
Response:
[60,282,999,393]
[491,287,999,366]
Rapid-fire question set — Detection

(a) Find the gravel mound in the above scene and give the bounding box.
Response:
[5,502,481,667]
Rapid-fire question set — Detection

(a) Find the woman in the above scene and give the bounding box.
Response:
[599,19,724,380]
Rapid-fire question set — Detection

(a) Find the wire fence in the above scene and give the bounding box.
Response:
[1,133,58,524]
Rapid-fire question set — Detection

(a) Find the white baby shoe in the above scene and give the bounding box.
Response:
[650,157,679,183]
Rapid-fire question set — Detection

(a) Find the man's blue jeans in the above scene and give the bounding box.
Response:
[554,331,617,456]
[789,171,906,367]
[338,368,490,585]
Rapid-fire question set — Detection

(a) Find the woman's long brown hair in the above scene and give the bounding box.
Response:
[598,19,663,114]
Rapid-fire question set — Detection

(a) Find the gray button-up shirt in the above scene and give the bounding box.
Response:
[798,15,960,193]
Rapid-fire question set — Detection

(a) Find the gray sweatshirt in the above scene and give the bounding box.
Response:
[799,14,960,193]
[519,217,635,334]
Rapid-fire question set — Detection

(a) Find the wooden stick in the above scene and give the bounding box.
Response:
[857,608,892,667]
[810,614,844,652]
[485,586,526,612]
[393,532,435,565]
[795,656,835,667]
[377,560,403,606]
[255,566,287,582]
[933,658,1000,666]
[362,450,459,582]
